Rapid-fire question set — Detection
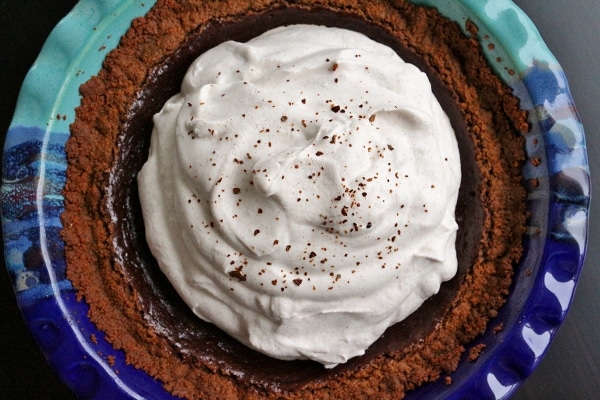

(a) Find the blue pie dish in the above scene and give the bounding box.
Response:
[1,0,590,398]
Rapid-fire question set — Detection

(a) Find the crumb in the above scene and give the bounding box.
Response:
[493,323,504,334]
[465,19,479,36]
[468,344,487,362]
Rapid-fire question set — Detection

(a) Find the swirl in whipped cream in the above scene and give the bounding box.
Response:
[138,25,461,367]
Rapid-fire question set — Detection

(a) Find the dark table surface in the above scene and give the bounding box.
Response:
[1,1,598,399]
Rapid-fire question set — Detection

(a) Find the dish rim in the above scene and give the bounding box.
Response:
[1,0,591,398]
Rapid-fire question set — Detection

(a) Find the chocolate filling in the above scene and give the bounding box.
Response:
[109,7,482,391]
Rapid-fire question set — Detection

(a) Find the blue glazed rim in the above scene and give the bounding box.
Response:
[1,0,590,399]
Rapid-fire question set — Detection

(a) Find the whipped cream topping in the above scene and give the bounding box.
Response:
[138,25,461,368]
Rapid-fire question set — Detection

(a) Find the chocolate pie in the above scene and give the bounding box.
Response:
[61,0,528,398]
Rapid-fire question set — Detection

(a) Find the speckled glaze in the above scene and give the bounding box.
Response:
[1,0,590,399]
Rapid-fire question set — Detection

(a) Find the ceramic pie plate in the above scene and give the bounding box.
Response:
[1,0,590,398]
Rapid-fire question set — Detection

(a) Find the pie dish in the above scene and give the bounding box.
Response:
[1,0,590,399]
